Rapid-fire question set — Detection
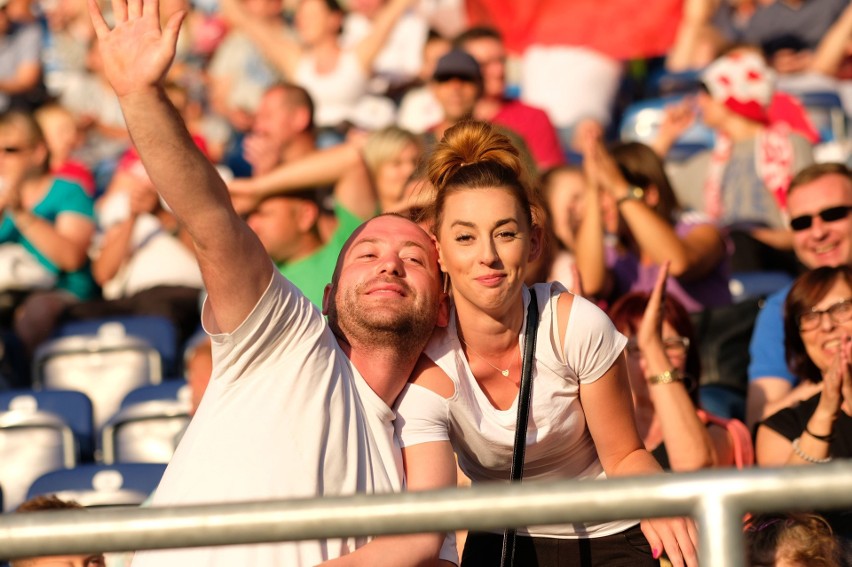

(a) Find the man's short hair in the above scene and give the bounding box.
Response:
[268,82,316,131]
[788,162,852,196]
[453,26,502,49]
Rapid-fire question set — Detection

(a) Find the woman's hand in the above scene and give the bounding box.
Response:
[816,343,846,419]
[227,178,262,216]
[636,261,669,355]
[641,516,699,567]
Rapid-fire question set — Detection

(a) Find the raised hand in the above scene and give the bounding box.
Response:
[88,0,185,97]
[636,261,670,354]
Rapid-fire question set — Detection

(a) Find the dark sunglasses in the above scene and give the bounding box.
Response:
[789,205,852,232]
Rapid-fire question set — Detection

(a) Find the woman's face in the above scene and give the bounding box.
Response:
[437,187,535,315]
[295,0,339,46]
[375,141,419,209]
[0,124,41,185]
[799,278,852,373]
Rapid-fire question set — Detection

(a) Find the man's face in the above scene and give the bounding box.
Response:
[325,216,444,350]
[252,88,302,149]
[431,77,479,124]
[25,554,105,567]
[788,173,852,269]
[461,37,506,100]
[246,196,315,264]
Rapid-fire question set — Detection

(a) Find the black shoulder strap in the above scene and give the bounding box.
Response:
[500,287,539,567]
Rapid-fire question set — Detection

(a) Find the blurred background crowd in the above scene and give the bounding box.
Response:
[3,0,852,564]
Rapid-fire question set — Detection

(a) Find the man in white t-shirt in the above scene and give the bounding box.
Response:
[89,2,454,565]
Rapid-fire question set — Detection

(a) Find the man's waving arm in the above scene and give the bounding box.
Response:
[89,0,273,333]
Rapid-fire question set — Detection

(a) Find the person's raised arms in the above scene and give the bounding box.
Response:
[88,0,273,333]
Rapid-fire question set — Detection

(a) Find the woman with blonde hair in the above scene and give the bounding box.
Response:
[394,119,698,566]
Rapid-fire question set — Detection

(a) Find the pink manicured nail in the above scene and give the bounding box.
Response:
[652,548,661,559]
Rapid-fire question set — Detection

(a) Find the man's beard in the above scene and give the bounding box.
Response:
[328,277,437,353]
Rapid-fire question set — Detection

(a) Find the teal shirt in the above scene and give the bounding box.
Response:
[276,203,365,307]
[0,178,97,299]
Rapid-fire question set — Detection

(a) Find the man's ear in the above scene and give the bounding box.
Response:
[297,201,320,233]
[321,283,332,315]
[528,224,544,264]
[292,106,312,135]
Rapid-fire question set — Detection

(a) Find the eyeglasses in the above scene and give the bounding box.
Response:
[626,336,690,357]
[789,205,852,231]
[798,298,852,331]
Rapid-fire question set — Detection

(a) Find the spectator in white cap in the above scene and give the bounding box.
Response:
[660,48,814,273]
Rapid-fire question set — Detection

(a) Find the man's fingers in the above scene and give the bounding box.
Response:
[88,0,111,37]
[109,0,127,24]
[163,9,186,41]
[127,0,142,19]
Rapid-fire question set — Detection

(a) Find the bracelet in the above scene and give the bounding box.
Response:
[791,437,833,464]
[805,426,835,442]
[647,369,682,385]
[616,186,645,207]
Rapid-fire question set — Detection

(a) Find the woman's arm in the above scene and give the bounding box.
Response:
[9,207,94,271]
[353,0,416,73]
[637,264,716,471]
[218,0,301,78]
[573,137,611,298]
[229,143,365,215]
[810,2,852,76]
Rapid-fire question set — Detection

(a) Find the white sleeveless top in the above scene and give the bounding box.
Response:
[294,50,369,128]
[395,282,637,538]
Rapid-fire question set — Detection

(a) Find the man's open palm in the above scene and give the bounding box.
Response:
[88,0,185,97]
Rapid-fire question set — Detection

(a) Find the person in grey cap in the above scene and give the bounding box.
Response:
[425,49,483,143]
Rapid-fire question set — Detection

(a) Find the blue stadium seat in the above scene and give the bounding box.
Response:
[619,94,715,161]
[33,326,163,431]
[27,463,166,508]
[120,380,190,409]
[54,315,180,377]
[0,410,76,512]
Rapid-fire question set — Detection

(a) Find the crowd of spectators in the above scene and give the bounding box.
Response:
[2,0,852,564]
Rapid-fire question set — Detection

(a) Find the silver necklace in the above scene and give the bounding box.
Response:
[459,337,516,378]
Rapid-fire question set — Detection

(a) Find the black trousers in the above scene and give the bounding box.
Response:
[460,523,657,567]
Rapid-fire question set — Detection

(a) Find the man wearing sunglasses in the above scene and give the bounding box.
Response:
[747,163,852,428]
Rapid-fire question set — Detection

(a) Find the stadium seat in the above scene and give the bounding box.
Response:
[619,95,715,161]
[0,389,96,462]
[26,463,166,508]
[120,379,190,409]
[32,323,163,430]
[54,315,180,377]
[101,400,190,465]
[0,410,76,512]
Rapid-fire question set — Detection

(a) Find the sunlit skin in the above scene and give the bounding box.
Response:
[21,554,106,567]
[435,187,538,320]
[431,78,478,124]
[325,215,446,353]
[544,168,586,250]
[788,174,852,270]
[374,141,419,208]
[799,279,852,374]
[460,36,505,100]
[624,321,688,405]
[294,0,341,47]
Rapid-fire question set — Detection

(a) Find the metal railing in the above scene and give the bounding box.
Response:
[2,462,852,566]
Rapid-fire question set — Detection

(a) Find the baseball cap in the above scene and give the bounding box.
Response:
[433,49,482,83]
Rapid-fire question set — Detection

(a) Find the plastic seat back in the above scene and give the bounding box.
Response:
[0,410,76,512]
[26,463,166,508]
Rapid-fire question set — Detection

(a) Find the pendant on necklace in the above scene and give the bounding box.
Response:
[501,369,509,377]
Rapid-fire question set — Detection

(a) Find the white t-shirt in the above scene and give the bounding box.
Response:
[131,272,404,566]
[395,282,637,539]
[294,50,369,128]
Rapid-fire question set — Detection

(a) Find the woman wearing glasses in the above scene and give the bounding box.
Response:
[755,265,852,547]
[756,265,852,467]
[609,265,747,471]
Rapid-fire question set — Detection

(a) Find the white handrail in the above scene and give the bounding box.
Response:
[2,463,852,566]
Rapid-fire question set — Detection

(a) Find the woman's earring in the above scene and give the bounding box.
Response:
[442,273,450,294]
